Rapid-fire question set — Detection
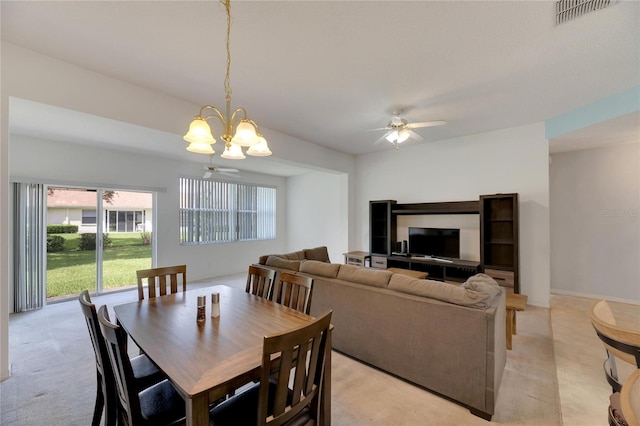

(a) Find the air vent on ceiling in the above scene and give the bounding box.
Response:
[556,0,616,24]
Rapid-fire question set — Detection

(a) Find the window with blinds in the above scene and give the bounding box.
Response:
[179,177,276,244]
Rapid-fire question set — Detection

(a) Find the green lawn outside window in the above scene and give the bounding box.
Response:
[46,233,152,298]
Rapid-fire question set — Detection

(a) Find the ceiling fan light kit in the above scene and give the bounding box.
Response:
[385,129,410,144]
[183,0,271,159]
[375,110,447,149]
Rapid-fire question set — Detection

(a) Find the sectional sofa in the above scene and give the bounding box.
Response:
[257,247,506,419]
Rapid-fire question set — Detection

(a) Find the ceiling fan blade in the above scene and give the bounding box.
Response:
[406,120,447,129]
[217,168,239,173]
[408,130,423,140]
[219,171,241,179]
[373,132,392,145]
[368,127,390,131]
[203,172,213,179]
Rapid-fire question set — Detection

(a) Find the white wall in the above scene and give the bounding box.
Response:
[0,42,355,380]
[356,123,551,307]
[286,172,348,263]
[9,134,289,280]
[550,143,640,303]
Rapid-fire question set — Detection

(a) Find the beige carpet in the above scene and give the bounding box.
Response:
[1,275,564,425]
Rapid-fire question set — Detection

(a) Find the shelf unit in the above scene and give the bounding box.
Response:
[386,256,480,283]
[480,193,519,293]
[392,200,479,215]
[369,194,520,292]
[369,200,397,256]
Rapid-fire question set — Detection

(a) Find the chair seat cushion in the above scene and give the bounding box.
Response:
[139,379,185,425]
[131,354,165,390]
[209,381,278,426]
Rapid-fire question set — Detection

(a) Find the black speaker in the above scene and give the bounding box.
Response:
[401,240,408,253]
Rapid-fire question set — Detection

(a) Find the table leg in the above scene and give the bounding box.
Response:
[512,311,517,335]
[320,329,332,426]
[186,393,210,426]
[506,309,514,350]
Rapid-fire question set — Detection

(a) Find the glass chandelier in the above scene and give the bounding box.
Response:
[183,0,271,159]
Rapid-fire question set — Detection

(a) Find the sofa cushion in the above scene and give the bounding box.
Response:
[337,264,393,288]
[265,256,300,271]
[303,246,331,263]
[299,260,340,278]
[258,255,270,265]
[388,274,498,309]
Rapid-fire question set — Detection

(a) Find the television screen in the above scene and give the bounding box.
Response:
[408,227,460,259]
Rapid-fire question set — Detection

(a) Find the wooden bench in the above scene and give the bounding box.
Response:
[505,293,527,350]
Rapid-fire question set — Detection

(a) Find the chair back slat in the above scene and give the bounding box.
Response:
[79,291,109,373]
[97,305,141,426]
[245,265,276,299]
[79,290,118,426]
[272,272,313,315]
[136,265,187,301]
[259,310,332,426]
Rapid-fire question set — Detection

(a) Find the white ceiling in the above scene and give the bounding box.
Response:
[2,0,639,173]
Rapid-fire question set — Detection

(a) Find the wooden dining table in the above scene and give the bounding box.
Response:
[114,284,332,426]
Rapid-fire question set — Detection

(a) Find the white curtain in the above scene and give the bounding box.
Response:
[13,182,46,312]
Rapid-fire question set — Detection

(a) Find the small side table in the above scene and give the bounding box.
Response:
[505,293,528,350]
[343,251,370,267]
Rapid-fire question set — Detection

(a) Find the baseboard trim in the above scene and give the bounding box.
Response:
[550,289,640,306]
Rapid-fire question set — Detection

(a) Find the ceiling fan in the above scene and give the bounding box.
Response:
[203,165,241,179]
[373,111,446,148]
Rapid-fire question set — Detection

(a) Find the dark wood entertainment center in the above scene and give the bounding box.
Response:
[369,194,520,293]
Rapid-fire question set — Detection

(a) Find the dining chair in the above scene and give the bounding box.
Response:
[245,265,276,299]
[590,300,640,426]
[79,290,165,426]
[136,265,187,301]
[620,369,640,426]
[97,304,186,426]
[271,272,314,315]
[209,310,332,426]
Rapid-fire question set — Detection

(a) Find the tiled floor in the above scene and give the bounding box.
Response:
[550,294,639,425]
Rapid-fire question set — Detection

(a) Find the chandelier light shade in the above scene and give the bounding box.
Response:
[186,140,216,154]
[184,118,216,145]
[183,0,271,158]
[246,134,272,156]
[221,142,246,160]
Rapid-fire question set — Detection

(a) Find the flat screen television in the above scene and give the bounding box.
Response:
[408,227,460,259]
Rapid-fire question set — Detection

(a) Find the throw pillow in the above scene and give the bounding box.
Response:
[265,256,301,271]
[284,250,306,261]
[304,246,331,263]
[462,273,501,302]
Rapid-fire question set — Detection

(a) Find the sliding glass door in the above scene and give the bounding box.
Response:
[45,187,153,300]
[101,190,153,293]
